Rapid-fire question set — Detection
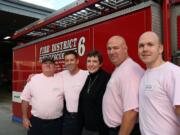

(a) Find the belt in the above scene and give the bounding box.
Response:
[66,111,78,118]
[31,115,61,122]
[109,125,120,132]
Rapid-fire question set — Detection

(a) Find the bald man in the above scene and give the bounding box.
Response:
[138,31,180,135]
[103,36,144,135]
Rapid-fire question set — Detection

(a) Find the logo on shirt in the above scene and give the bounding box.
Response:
[53,88,60,91]
[145,84,153,91]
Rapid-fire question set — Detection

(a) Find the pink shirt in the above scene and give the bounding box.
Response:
[103,58,144,127]
[21,73,64,119]
[139,62,180,135]
[56,69,88,112]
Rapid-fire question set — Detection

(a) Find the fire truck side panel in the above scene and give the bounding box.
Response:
[92,8,152,72]
[174,16,180,65]
[35,28,92,72]
[12,46,36,122]
[177,16,180,50]
[170,3,180,65]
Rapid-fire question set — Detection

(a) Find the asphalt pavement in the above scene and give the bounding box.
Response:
[0,90,26,135]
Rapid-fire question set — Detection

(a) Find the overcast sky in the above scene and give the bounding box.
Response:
[20,0,77,10]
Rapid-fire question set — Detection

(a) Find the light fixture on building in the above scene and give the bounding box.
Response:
[4,36,11,40]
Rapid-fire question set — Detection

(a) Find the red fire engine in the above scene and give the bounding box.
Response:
[12,0,180,122]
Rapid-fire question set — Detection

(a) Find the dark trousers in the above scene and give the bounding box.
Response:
[62,112,81,135]
[82,127,99,135]
[109,123,141,135]
[28,116,62,135]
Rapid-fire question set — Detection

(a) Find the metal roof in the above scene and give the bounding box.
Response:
[13,0,180,44]
[0,0,54,41]
[12,0,149,43]
[0,0,54,69]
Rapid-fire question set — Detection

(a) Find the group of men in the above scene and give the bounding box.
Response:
[21,31,180,135]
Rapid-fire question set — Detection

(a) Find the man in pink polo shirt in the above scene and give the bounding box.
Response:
[21,57,64,135]
[55,50,88,135]
[103,36,144,135]
[138,31,180,135]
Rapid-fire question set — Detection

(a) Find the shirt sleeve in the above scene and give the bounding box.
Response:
[165,68,180,107]
[121,71,140,112]
[173,71,180,106]
[20,82,32,102]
